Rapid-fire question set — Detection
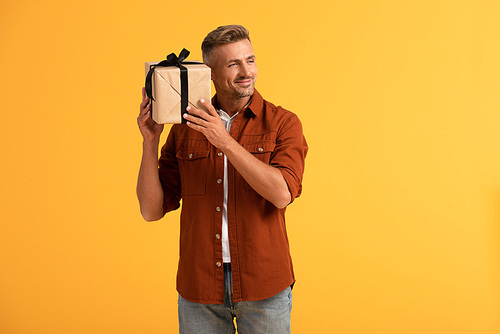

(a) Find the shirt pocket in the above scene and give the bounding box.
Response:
[176,149,210,196]
[242,141,276,163]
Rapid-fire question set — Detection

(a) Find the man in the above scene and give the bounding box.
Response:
[137,25,308,334]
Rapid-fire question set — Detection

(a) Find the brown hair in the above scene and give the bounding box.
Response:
[201,25,251,65]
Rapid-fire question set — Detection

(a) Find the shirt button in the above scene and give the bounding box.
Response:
[188,153,193,158]
[217,178,222,184]
[215,234,221,239]
[217,152,223,157]
[216,206,221,212]
[216,261,222,267]
[258,147,264,152]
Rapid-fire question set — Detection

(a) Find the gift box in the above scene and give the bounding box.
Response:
[145,49,211,124]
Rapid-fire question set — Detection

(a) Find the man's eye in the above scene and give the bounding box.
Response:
[228,63,236,67]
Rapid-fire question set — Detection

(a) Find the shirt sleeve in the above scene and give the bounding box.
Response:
[158,126,182,214]
[271,113,308,202]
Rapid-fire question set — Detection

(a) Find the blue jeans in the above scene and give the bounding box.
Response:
[178,264,292,334]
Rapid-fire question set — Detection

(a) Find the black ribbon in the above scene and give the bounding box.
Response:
[145,49,202,123]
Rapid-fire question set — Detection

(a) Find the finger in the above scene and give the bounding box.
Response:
[139,100,151,117]
[200,99,218,117]
[186,106,210,121]
[141,86,151,105]
[138,106,151,122]
[183,112,209,127]
[185,120,206,133]
[140,97,150,110]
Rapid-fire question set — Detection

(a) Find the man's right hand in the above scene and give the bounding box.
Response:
[138,87,164,142]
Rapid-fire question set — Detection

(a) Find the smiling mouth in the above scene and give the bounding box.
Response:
[235,79,253,86]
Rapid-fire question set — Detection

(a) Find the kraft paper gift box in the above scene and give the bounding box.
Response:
[145,49,211,124]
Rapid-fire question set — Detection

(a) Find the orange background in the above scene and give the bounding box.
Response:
[1,0,499,333]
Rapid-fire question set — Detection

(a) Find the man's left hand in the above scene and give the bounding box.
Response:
[183,100,233,150]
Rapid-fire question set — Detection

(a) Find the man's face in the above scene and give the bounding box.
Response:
[209,39,257,101]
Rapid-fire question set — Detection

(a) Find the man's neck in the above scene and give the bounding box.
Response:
[217,95,251,117]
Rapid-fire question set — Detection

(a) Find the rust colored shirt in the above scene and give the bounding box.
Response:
[158,89,308,304]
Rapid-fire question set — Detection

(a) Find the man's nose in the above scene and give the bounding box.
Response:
[239,63,251,77]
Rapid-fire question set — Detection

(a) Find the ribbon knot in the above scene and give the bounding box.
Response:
[145,48,200,101]
[165,48,190,66]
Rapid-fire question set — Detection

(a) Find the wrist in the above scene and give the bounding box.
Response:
[218,133,236,153]
[143,138,160,151]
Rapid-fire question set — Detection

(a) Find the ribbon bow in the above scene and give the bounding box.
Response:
[145,48,200,101]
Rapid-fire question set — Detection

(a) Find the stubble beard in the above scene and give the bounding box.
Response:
[231,77,255,100]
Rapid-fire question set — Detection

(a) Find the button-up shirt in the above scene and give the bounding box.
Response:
[158,89,308,304]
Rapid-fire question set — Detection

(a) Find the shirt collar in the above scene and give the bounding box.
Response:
[218,108,238,122]
[246,89,264,118]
